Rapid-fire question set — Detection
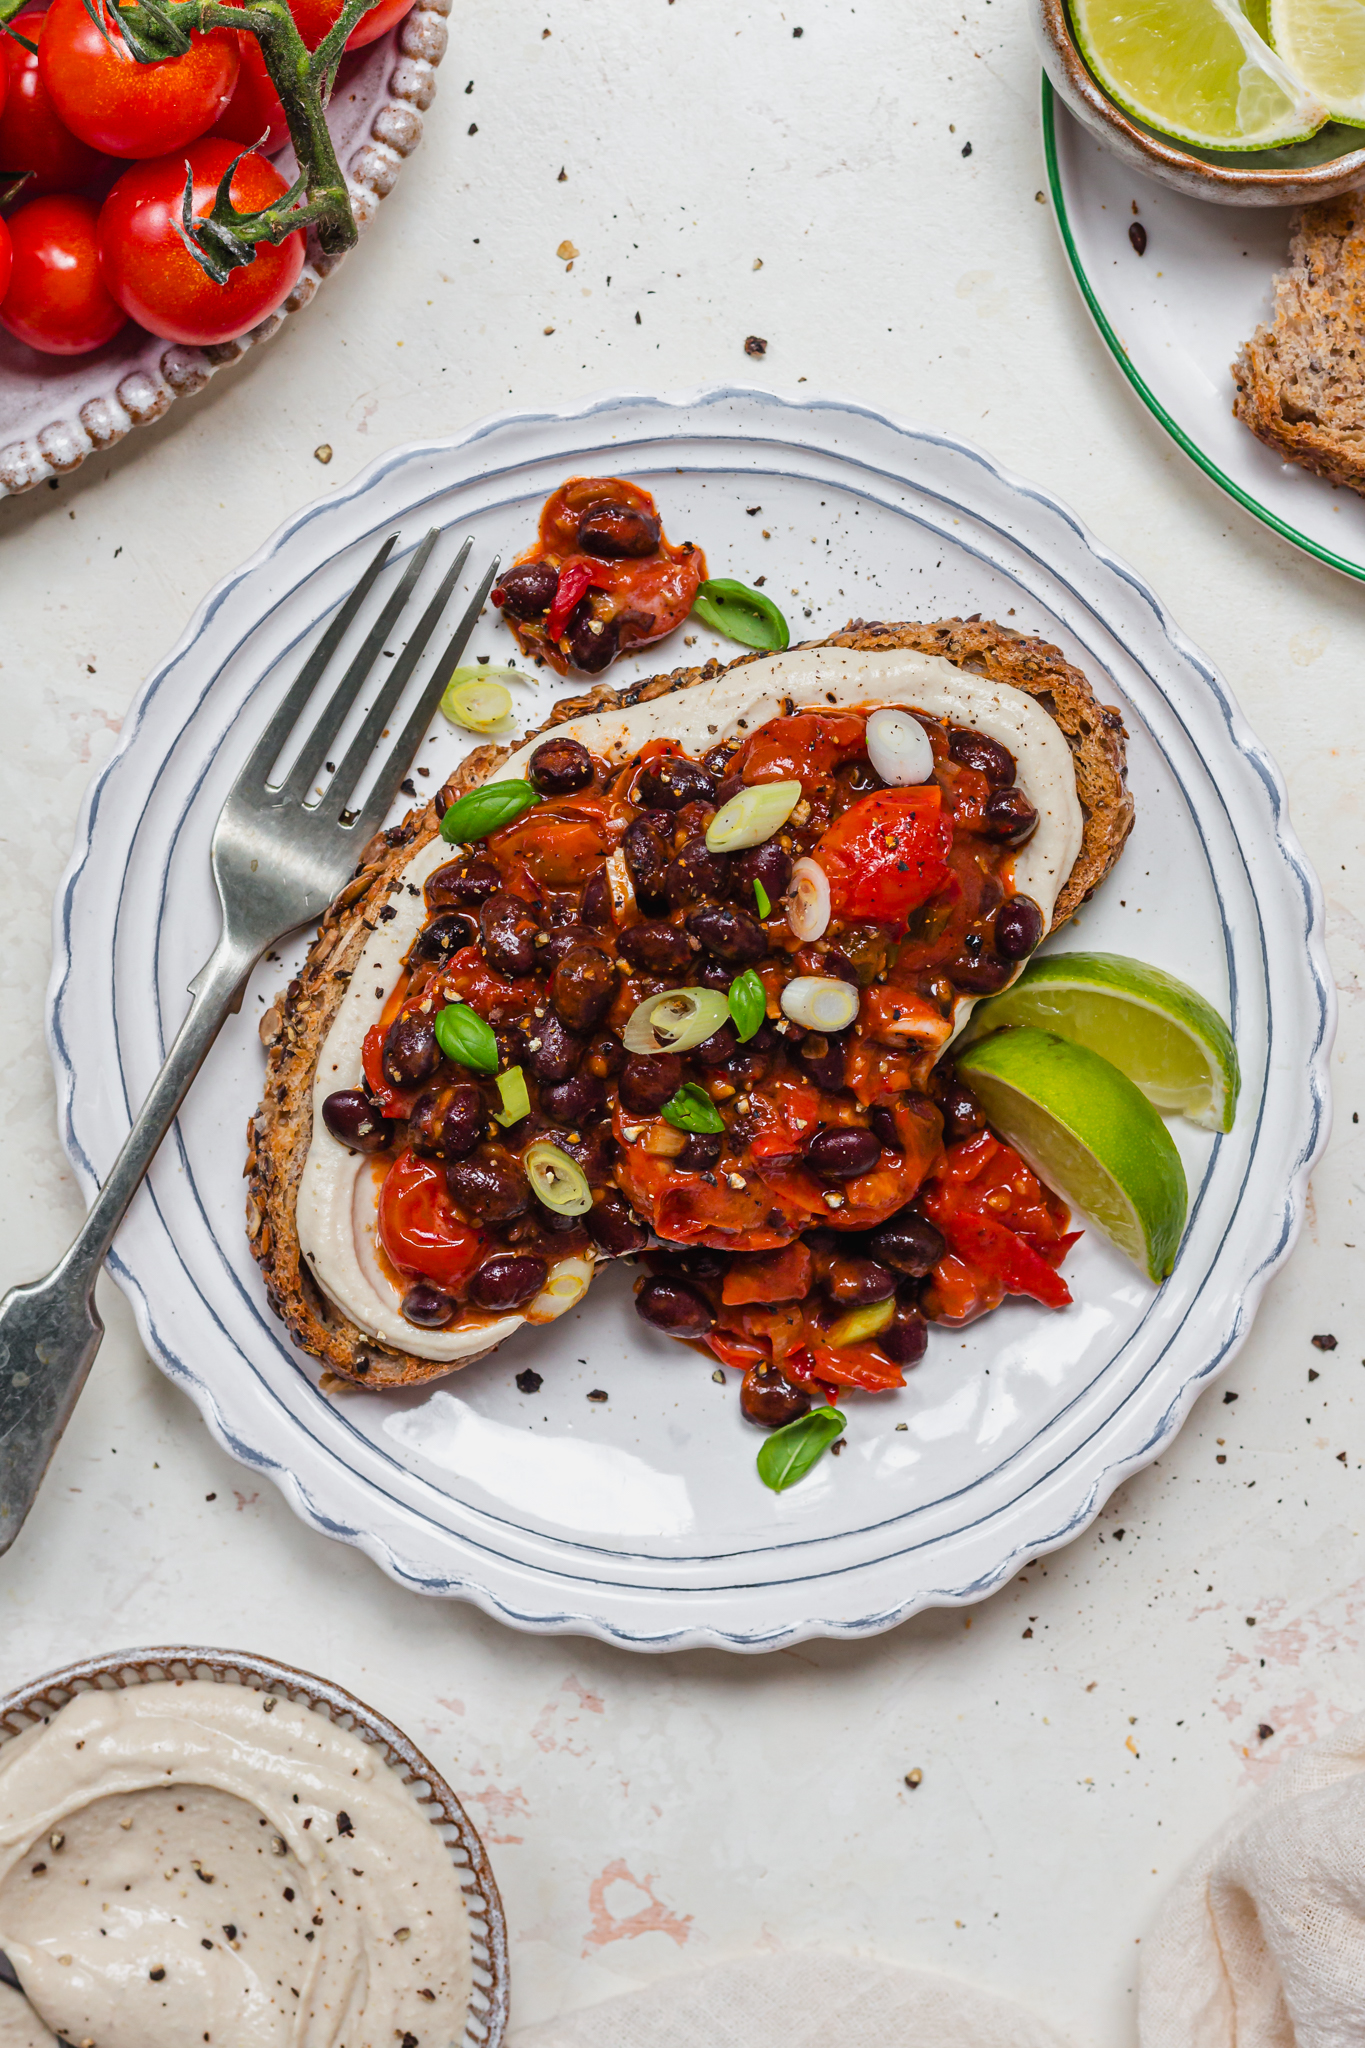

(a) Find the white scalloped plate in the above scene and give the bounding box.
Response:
[0,3,448,498]
[47,388,1333,1651]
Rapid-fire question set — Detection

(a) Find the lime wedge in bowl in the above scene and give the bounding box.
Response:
[954,1028,1188,1282]
[1269,0,1365,124]
[963,953,1239,1132]
[1070,0,1327,148]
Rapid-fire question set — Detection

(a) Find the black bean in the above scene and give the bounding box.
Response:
[676,1130,723,1172]
[585,1031,625,1079]
[622,818,671,910]
[479,891,538,978]
[692,1021,740,1068]
[538,925,594,970]
[563,601,619,674]
[408,911,476,966]
[634,1276,715,1339]
[585,1187,650,1257]
[995,895,1044,960]
[401,1282,458,1328]
[540,1068,605,1123]
[552,944,616,1033]
[740,1365,812,1428]
[494,1021,528,1073]
[470,1252,547,1312]
[617,919,693,977]
[937,1078,988,1144]
[665,835,729,909]
[823,1255,897,1306]
[799,1033,847,1093]
[425,856,501,910]
[731,839,792,905]
[529,735,595,796]
[981,787,1038,846]
[321,1089,390,1152]
[445,1144,530,1222]
[407,1081,485,1160]
[803,1126,881,1181]
[529,1011,585,1085]
[948,727,1016,787]
[696,957,734,991]
[881,1307,928,1368]
[637,757,717,811]
[496,559,558,623]
[581,866,612,928]
[549,1118,617,1185]
[685,901,767,966]
[949,950,1015,995]
[576,498,661,558]
[868,1103,899,1150]
[868,1211,947,1278]
[703,740,740,779]
[382,1012,440,1089]
[619,1052,682,1115]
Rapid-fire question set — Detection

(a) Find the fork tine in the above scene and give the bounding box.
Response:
[272,527,440,805]
[343,551,505,847]
[232,531,397,795]
[325,533,475,811]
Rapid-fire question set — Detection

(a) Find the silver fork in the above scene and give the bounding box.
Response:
[0,529,501,1556]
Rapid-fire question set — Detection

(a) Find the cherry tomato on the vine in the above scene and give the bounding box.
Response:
[40,0,239,158]
[0,217,12,307]
[98,139,304,345]
[0,13,108,199]
[290,0,415,52]
[0,194,125,354]
[210,32,289,154]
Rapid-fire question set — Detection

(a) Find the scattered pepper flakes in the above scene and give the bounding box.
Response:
[745,334,768,357]
[904,1768,923,1788]
[961,140,973,157]
[556,239,579,260]
[1022,1626,1033,1638]
[1309,1368,1320,1381]
[1216,1453,1227,1463]
[1128,221,1147,255]
[516,1369,543,1393]
[1223,1390,1239,1403]
[543,326,555,336]
[557,166,567,181]
[1246,1616,1257,1627]
[711,1368,725,1383]
[468,122,478,134]
[752,257,763,270]
[1313,1333,1338,1350]
[1258,1723,1275,1740]
[1338,1451,1349,1464]
[313,443,332,465]
[587,1388,609,1402]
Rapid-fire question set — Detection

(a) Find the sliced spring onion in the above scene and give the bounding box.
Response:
[661,1083,726,1135]
[865,707,934,786]
[434,1001,499,1072]
[440,779,539,844]
[753,877,772,918]
[728,967,767,1043]
[780,975,860,1033]
[787,856,831,941]
[493,1065,531,1126]
[622,986,731,1055]
[529,1254,594,1320]
[692,578,790,652]
[705,778,802,854]
[826,1298,896,1349]
[441,673,515,733]
[524,1141,593,1216]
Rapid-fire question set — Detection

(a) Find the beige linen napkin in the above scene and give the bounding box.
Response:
[1140,1710,1365,2048]
[512,1951,1077,2048]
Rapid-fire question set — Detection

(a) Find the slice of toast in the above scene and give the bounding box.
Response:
[245,619,1133,1388]
[1233,193,1365,493]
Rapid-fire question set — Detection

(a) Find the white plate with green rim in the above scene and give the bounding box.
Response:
[1044,78,1365,582]
[47,386,1333,1652]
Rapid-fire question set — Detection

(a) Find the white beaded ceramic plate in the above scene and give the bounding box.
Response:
[1045,81,1365,583]
[0,8,448,498]
[48,387,1333,1652]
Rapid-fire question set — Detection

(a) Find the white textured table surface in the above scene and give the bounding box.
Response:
[1,3,1361,2044]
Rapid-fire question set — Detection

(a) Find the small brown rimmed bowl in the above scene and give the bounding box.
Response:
[0,1648,508,2048]
[1033,0,1365,204]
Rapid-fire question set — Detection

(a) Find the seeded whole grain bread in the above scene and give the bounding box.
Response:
[246,619,1133,1389]
[1232,193,1365,493]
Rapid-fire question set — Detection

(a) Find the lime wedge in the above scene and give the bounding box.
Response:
[1269,0,1365,123]
[1070,0,1327,149]
[954,1029,1188,1282]
[964,953,1239,1133]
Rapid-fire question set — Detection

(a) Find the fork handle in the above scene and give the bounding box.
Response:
[0,931,262,1556]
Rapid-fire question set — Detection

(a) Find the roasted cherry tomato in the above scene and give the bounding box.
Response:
[0,216,11,307]
[289,0,416,50]
[918,1129,1077,1325]
[378,1150,488,1290]
[210,31,289,153]
[813,785,954,926]
[40,0,239,157]
[0,194,125,355]
[737,712,866,792]
[98,141,305,345]
[0,13,108,199]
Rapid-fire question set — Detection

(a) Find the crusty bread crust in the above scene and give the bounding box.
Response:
[246,620,1132,1387]
[1233,194,1365,493]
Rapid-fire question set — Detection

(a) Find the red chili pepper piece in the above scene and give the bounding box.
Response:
[545,559,605,641]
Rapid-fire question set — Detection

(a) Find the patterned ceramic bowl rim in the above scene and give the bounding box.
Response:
[0,0,450,499]
[0,1645,508,2048]
[1032,0,1365,205]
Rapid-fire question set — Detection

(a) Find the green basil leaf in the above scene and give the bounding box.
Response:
[660,1082,726,1135]
[728,968,767,1044]
[434,1001,498,1073]
[753,877,772,919]
[757,1407,847,1493]
[692,578,790,653]
[440,779,539,844]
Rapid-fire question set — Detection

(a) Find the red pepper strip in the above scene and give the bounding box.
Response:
[362,1023,420,1119]
[706,1329,766,1372]
[721,1241,814,1307]
[936,1207,1072,1309]
[806,1340,906,1393]
[546,560,606,641]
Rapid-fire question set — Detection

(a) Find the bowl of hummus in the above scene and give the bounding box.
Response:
[0,1649,507,2048]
